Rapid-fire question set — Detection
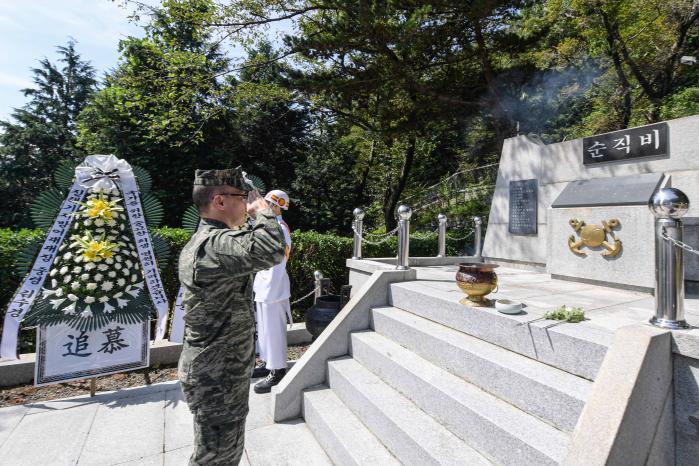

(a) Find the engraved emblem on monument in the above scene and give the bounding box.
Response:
[583,122,668,165]
[568,218,622,257]
[509,179,538,235]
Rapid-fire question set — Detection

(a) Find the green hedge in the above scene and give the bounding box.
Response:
[0,227,472,352]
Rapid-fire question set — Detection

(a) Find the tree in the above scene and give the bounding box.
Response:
[0,41,96,226]
[78,0,239,221]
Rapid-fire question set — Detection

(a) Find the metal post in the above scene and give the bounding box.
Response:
[437,214,447,258]
[352,208,364,260]
[649,188,690,329]
[396,205,412,270]
[313,271,323,303]
[473,216,482,260]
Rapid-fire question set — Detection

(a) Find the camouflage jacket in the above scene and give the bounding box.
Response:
[177,209,285,415]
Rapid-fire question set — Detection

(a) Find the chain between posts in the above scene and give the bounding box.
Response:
[352,225,399,245]
[445,229,475,241]
[661,231,699,255]
[290,285,321,305]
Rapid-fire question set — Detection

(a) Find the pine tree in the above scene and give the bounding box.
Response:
[0,40,96,227]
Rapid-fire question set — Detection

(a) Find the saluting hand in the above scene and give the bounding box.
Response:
[246,191,269,218]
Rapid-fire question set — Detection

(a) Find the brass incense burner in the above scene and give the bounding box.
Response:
[456,263,498,307]
[568,218,622,257]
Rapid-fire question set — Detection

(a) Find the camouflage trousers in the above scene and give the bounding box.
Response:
[189,408,246,465]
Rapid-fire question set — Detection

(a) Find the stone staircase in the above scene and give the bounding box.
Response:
[301,281,605,466]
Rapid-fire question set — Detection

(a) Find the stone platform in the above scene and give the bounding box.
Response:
[0,378,330,466]
[413,265,699,358]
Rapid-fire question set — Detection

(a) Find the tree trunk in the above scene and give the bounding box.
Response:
[473,18,512,154]
[382,135,416,231]
[599,9,632,127]
[355,138,375,209]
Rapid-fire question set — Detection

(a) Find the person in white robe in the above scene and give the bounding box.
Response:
[253,190,293,393]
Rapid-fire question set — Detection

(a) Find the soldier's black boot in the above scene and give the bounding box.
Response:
[254,368,286,394]
[252,360,270,378]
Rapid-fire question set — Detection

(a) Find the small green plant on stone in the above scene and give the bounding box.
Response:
[544,305,586,323]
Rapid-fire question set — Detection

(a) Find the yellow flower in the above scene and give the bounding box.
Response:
[77,193,124,221]
[84,250,98,261]
[100,250,114,259]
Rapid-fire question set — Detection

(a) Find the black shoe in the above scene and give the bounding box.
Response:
[254,369,286,394]
[252,360,270,378]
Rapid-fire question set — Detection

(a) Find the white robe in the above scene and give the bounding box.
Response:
[254,217,292,369]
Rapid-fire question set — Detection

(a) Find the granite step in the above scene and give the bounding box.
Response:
[303,386,401,466]
[371,306,591,432]
[327,357,492,466]
[389,281,612,380]
[350,330,569,466]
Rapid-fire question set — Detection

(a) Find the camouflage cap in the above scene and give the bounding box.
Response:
[193,166,249,190]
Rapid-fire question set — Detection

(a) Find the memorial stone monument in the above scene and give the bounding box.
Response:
[483,116,699,292]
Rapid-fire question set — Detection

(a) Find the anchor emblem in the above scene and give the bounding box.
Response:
[568,218,622,257]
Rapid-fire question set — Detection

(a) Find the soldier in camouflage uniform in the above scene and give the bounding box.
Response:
[178,167,286,466]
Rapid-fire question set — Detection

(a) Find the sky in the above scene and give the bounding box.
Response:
[0,0,149,120]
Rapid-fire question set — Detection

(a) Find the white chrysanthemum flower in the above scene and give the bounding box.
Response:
[85,262,96,270]
[64,274,74,283]
[86,283,97,291]
[94,255,102,262]
[84,219,92,226]
[54,288,64,297]
[94,273,103,282]
[59,244,66,251]
[72,266,82,274]
[51,279,58,288]
[74,255,83,263]
[108,271,117,278]
[97,264,108,271]
[80,273,89,281]
[112,212,120,219]
[101,281,114,291]
[115,256,122,263]
[50,269,57,277]
[113,292,123,298]
[131,250,138,257]
[115,263,122,270]
[71,282,80,290]
[125,259,133,268]
[80,308,93,318]
[94,219,105,227]
[95,228,106,234]
[132,274,138,282]
[67,293,78,302]
[59,266,68,275]
[107,220,117,227]
[63,252,72,260]
[122,268,130,276]
[106,258,114,265]
[98,296,109,303]
[117,278,126,287]
[84,296,95,304]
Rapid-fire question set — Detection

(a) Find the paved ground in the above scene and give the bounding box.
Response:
[0,379,332,466]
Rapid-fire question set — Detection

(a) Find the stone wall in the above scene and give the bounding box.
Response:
[483,115,699,287]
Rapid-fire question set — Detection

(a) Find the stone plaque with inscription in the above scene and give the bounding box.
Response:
[509,179,538,234]
[583,122,668,165]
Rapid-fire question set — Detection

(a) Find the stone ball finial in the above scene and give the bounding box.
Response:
[473,216,482,225]
[396,205,412,221]
[313,270,323,281]
[649,188,690,219]
[438,213,447,223]
[353,207,365,220]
